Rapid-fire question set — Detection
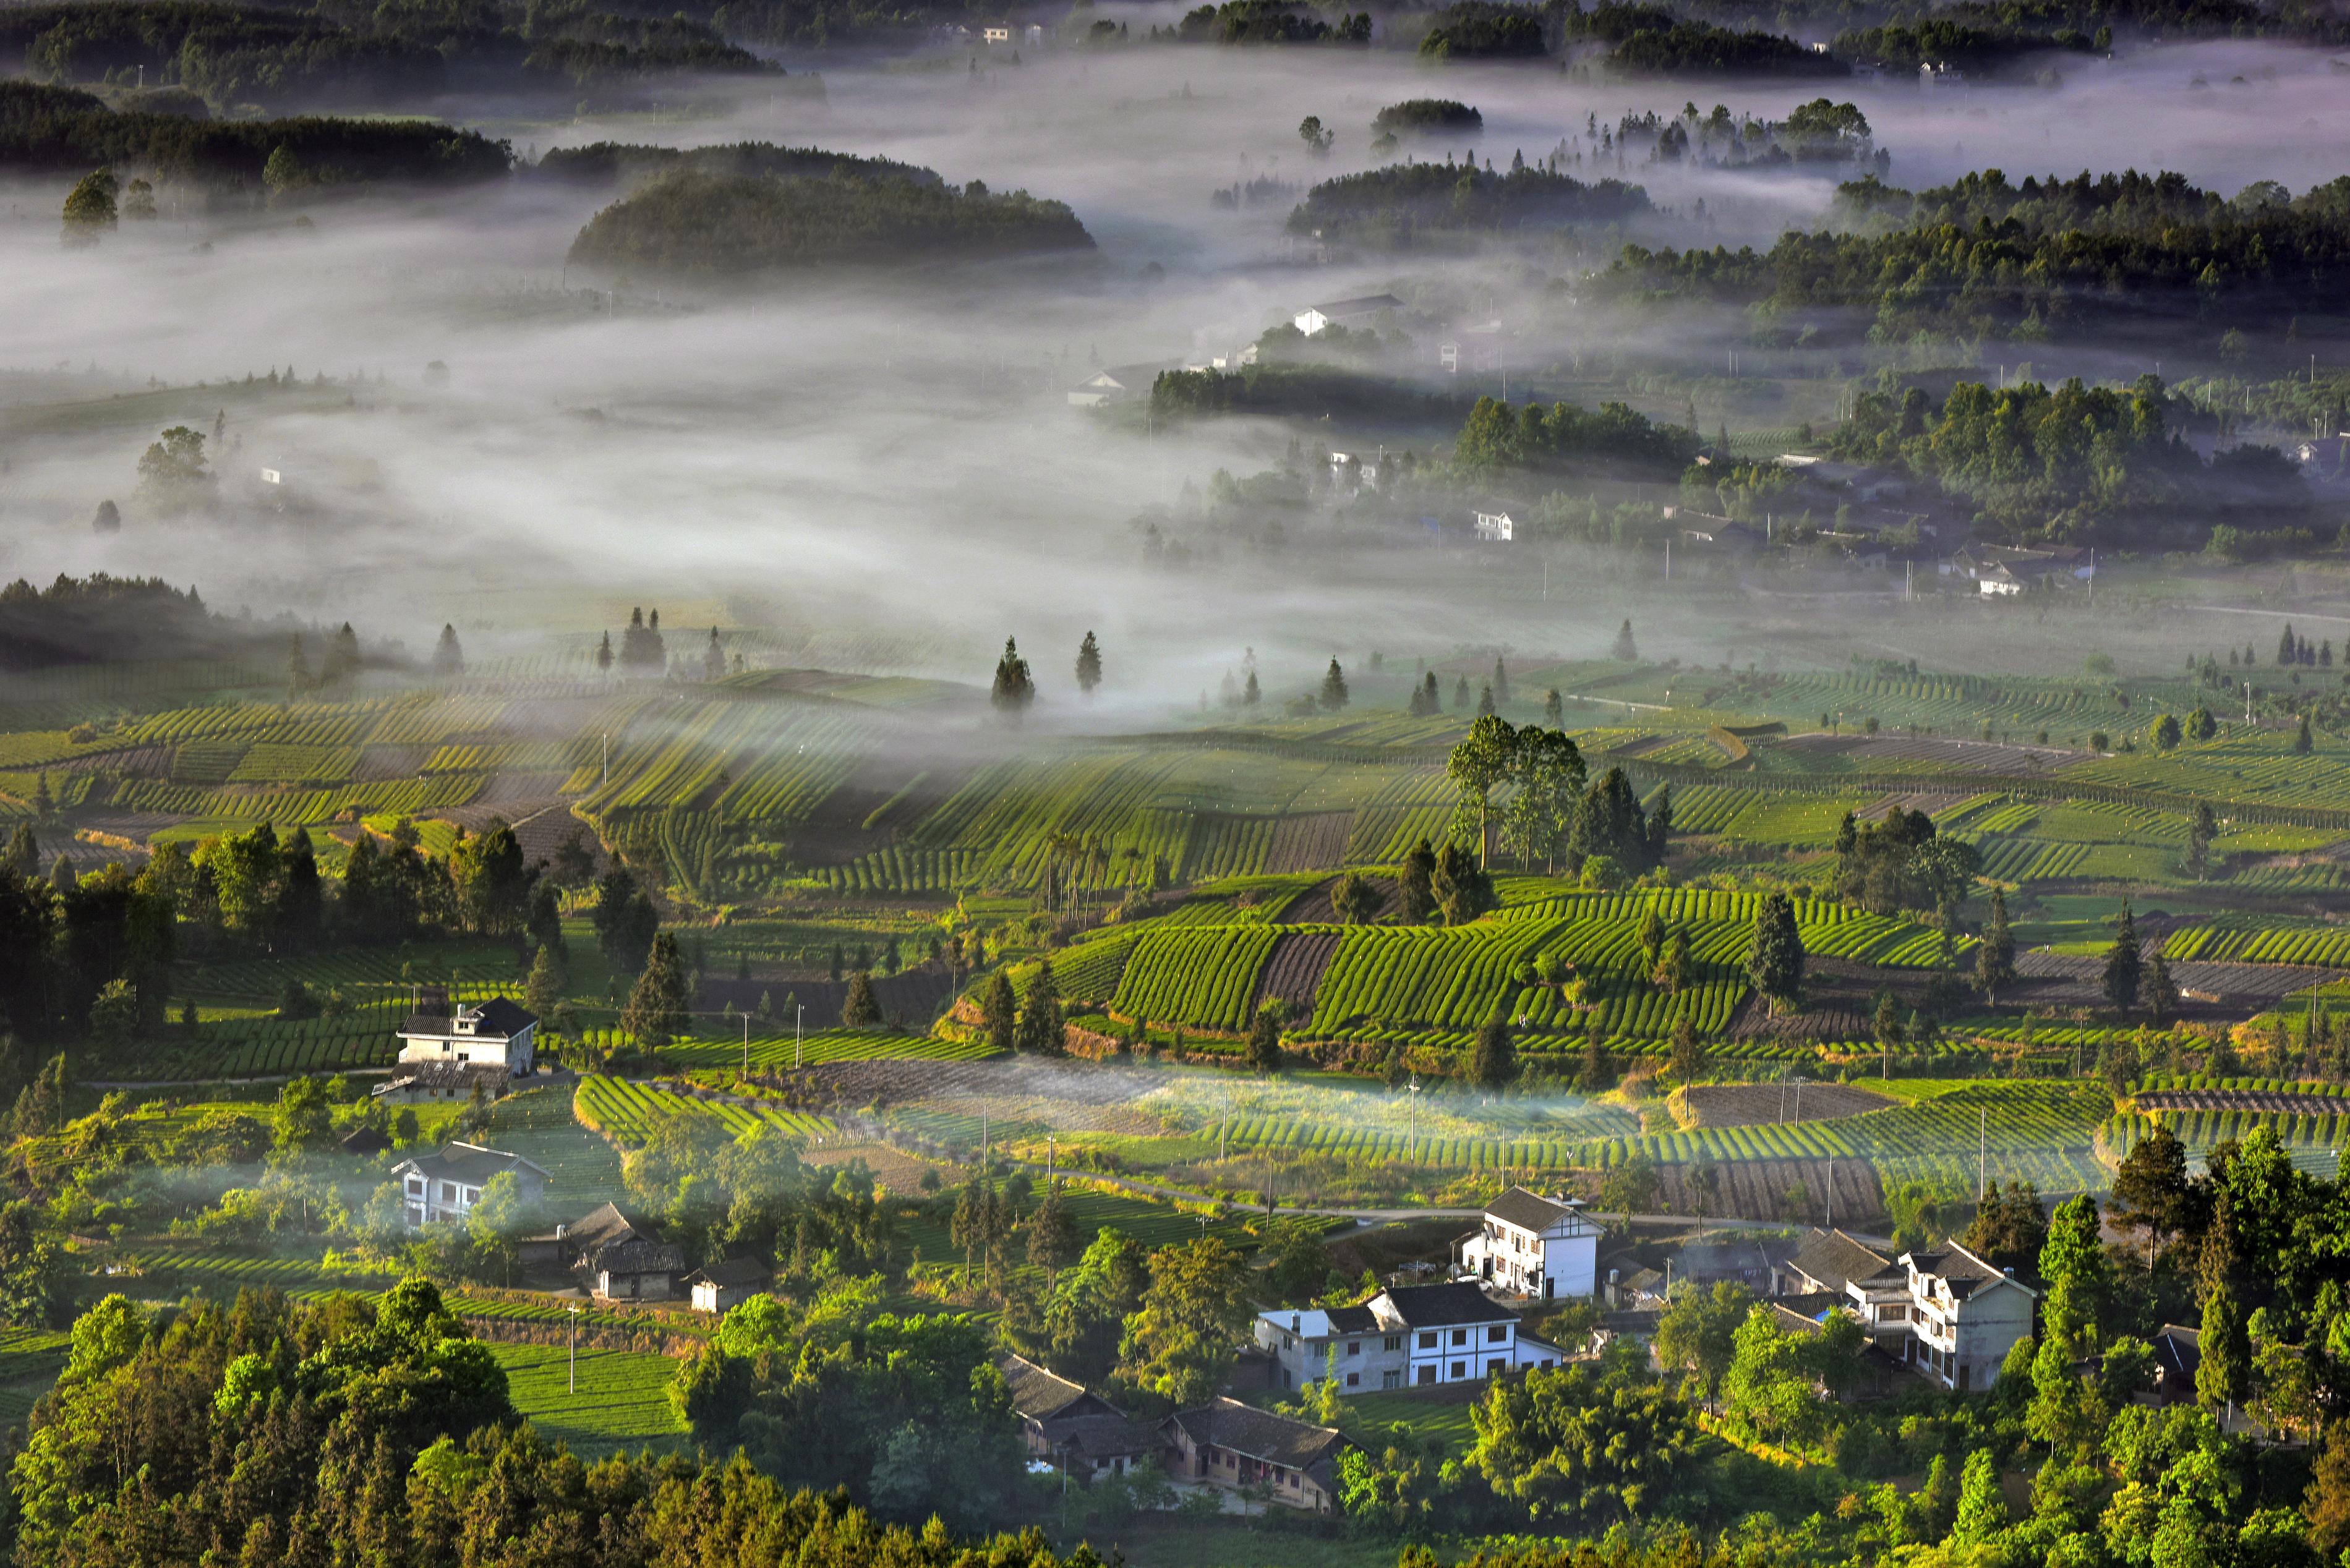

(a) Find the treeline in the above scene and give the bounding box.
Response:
[1831,16,2097,70]
[1286,162,1650,249]
[1831,374,2305,543]
[534,140,936,189]
[0,79,509,186]
[568,169,1094,276]
[1150,365,1475,424]
[1452,393,1701,473]
[1173,1,1372,41]
[1599,168,2350,347]
[1559,3,1847,75]
[0,573,227,670]
[0,0,776,114]
[1371,98,1484,135]
[1417,2,1547,57]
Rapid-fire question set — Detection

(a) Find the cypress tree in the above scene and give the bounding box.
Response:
[1975,887,2016,1003]
[1014,961,1063,1054]
[1745,890,1805,1014]
[842,971,881,1028]
[620,932,690,1047]
[1320,658,1349,711]
[1075,631,1102,696]
[1469,1011,1516,1088]
[1246,1002,1283,1073]
[982,971,1018,1055]
[2101,901,2142,1013]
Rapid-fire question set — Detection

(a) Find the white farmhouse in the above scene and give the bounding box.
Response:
[1292,293,1403,336]
[1456,1187,1602,1300]
[390,1143,549,1227]
[1779,1229,2035,1391]
[1068,371,1129,407]
[396,996,538,1076]
[1474,510,1515,543]
[1254,1282,1565,1394]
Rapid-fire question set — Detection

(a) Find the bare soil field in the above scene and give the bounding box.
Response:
[1265,812,1354,874]
[1254,931,1340,1015]
[1680,1083,1895,1127]
[803,1140,953,1194]
[2016,953,2343,1012]
[1648,1156,1886,1224]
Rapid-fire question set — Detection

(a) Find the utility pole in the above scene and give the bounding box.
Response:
[741,1012,749,1078]
[1408,1074,1421,1163]
[566,1304,580,1393]
[794,1004,804,1069]
[600,733,608,785]
[1826,1156,1834,1229]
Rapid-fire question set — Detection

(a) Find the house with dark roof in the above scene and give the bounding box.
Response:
[2152,1324,2202,1404]
[390,1142,550,1227]
[1897,1242,2037,1392]
[1456,1187,1603,1301]
[1160,1398,1348,1512]
[685,1256,772,1314]
[564,1203,686,1302]
[396,996,538,1076]
[997,1354,1157,1481]
[1777,1229,1914,1342]
[1254,1281,1566,1395]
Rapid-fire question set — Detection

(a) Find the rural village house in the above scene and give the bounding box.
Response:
[396,995,539,1076]
[1456,1187,1603,1300]
[1254,1280,1566,1394]
[998,1354,1158,1482]
[391,1143,549,1227]
[1160,1397,1348,1512]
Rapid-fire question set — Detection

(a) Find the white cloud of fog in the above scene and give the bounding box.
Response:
[0,34,2345,701]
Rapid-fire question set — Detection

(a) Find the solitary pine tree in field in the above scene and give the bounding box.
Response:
[991,637,1036,718]
[983,971,1019,1055]
[2298,714,2315,754]
[1243,670,1261,706]
[2102,901,2142,1013]
[1469,1012,1516,1088]
[842,970,881,1027]
[1667,1010,1704,1086]
[621,932,690,1046]
[2142,945,2175,1026]
[703,628,726,682]
[1543,688,1563,727]
[1976,886,2016,1002]
[1745,891,1805,1015]
[432,623,464,677]
[1015,960,1064,1054]
[1612,618,1638,661]
[1075,631,1102,697]
[1246,1002,1284,1073]
[596,631,613,675]
[2186,801,2216,881]
[524,943,567,1020]
[1320,658,1349,711]
[1492,655,1509,704]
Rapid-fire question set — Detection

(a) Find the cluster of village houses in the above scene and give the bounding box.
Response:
[391,997,2203,1514]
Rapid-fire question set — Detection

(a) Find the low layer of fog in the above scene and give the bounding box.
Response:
[1,35,2348,707]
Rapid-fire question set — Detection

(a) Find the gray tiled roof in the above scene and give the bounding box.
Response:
[1380,1282,1511,1329]
[393,1142,548,1187]
[1788,1229,1895,1292]
[1485,1187,1574,1234]
[1166,1398,1345,1470]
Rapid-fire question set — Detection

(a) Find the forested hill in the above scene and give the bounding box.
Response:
[0,80,511,185]
[1594,168,2350,346]
[534,141,938,190]
[0,0,777,114]
[567,170,1095,278]
[1286,163,1652,249]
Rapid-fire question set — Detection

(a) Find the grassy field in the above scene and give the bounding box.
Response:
[0,1327,70,1430]
[491,1342,691,1455]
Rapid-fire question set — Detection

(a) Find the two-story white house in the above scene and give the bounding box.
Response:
[1254,1282,1566,1394]
[1776,1229,2033,1391]
[396,997,538,1076]
[1899,1243,2036,1392]
[1292,293,1402,337]
[390,1142,549,1227]
[1456,1187,1602,1301]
